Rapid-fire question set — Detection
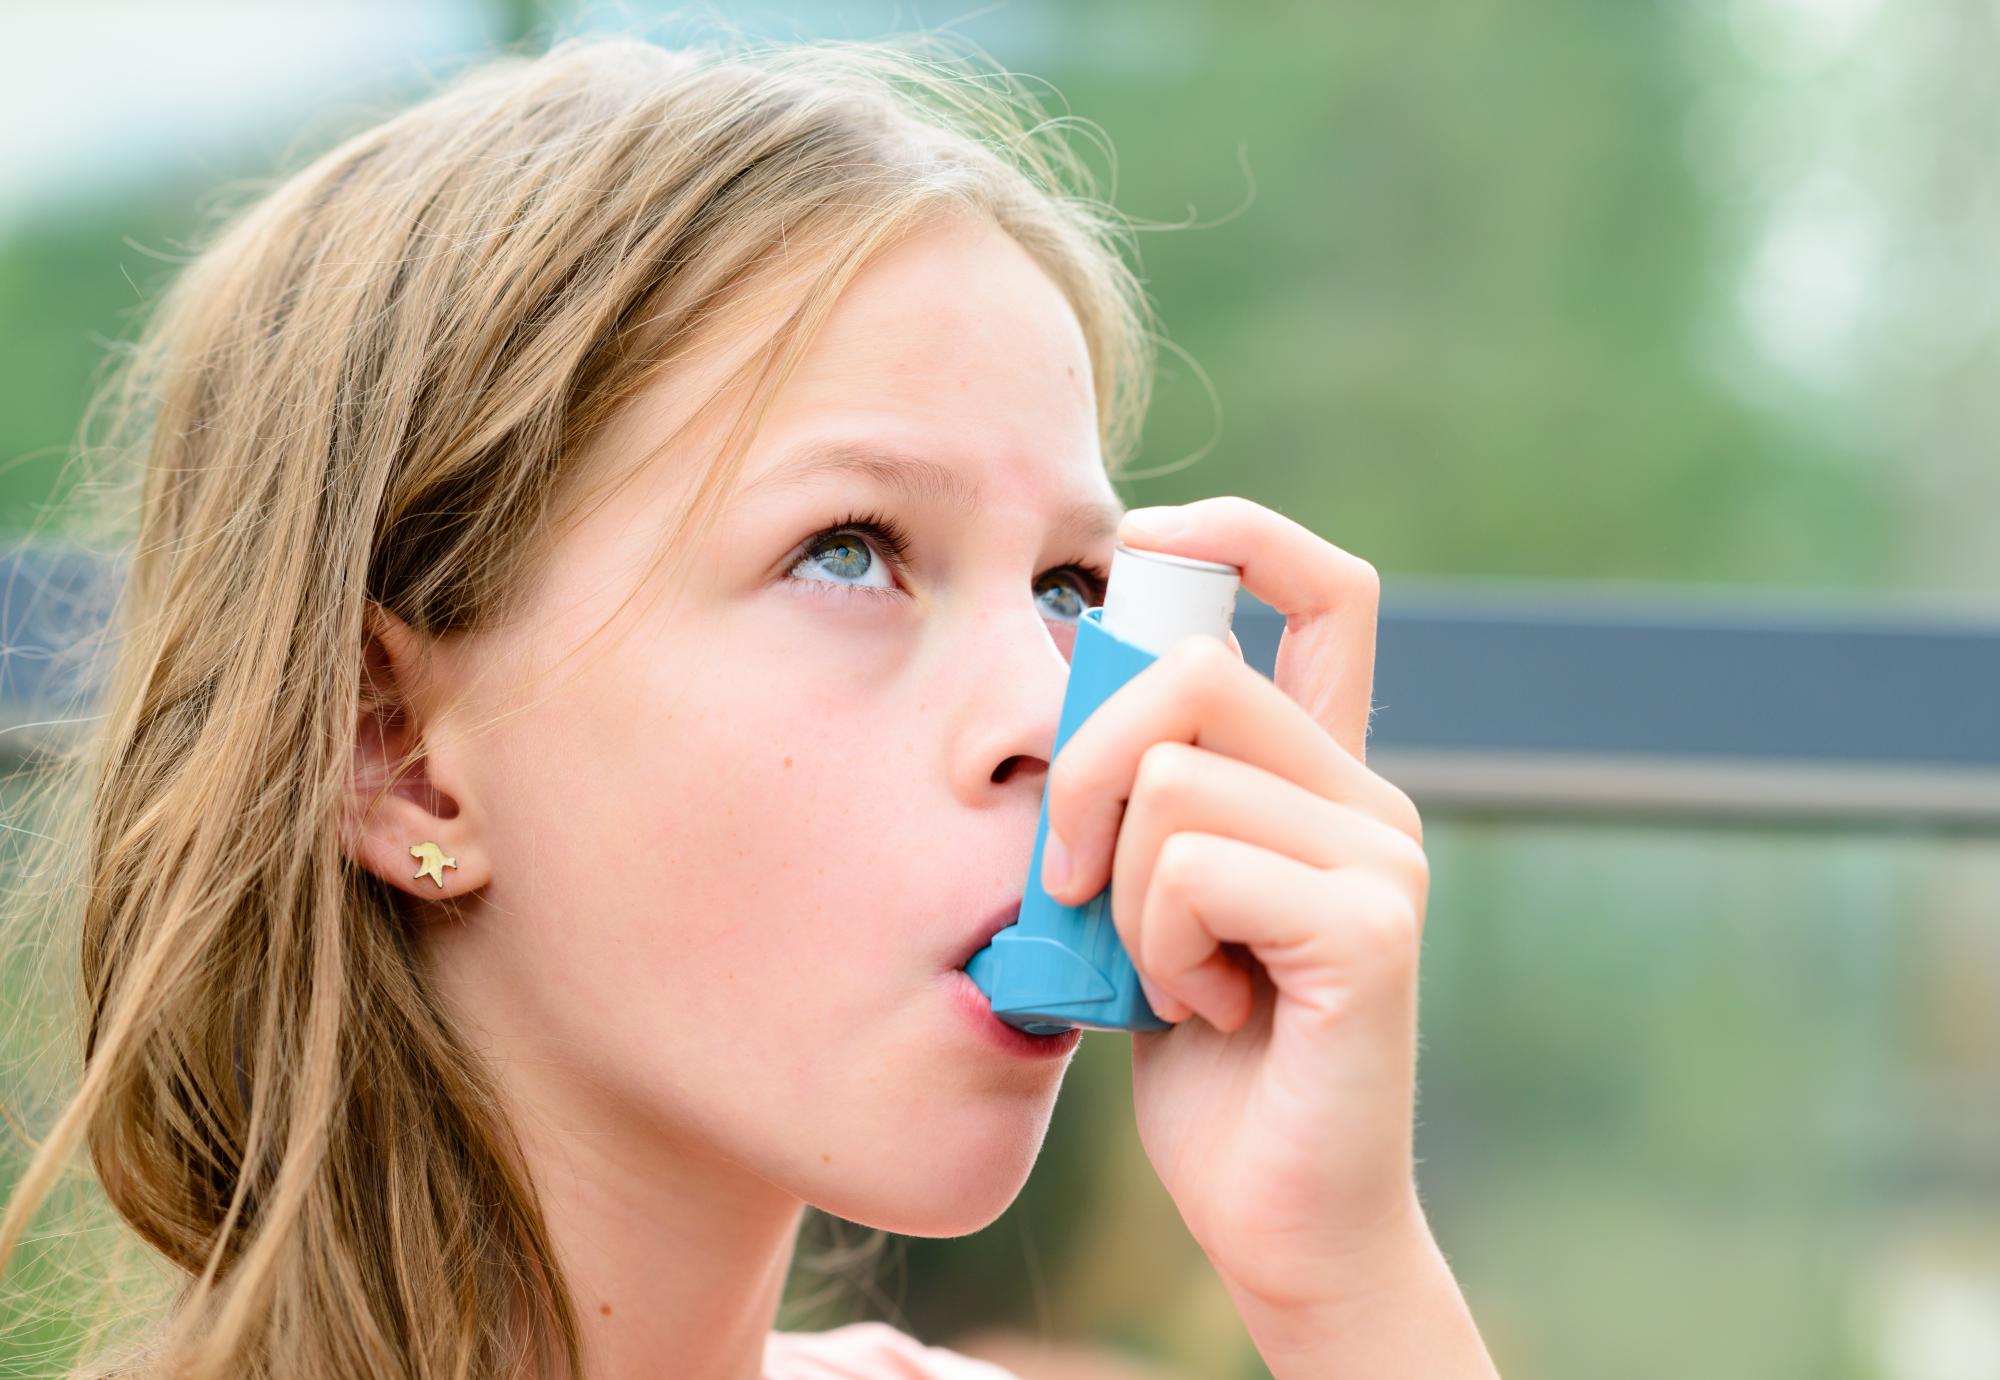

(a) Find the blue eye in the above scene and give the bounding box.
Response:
[790,527,899,594]
[1035,574,1095,622]
[784,510,1111,619]
[786,512,910,600]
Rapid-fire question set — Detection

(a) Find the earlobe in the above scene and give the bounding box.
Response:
[342,602,492,901]
[344,798,493,902]
[408,840,458,888]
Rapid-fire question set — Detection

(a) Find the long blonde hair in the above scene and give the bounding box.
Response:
[0,25,1164,1379]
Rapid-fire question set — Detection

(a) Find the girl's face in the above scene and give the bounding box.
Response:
[402,212,1123,1234]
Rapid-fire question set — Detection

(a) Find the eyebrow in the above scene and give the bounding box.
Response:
[739,439,1127,547]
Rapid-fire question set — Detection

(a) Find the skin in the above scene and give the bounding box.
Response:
[348,211,1120,1380]
[344,210,1497,1379]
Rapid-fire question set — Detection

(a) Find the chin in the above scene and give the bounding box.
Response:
[802,1103,1058,1237]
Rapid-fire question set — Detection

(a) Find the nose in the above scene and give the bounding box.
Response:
[945,602,1076,803]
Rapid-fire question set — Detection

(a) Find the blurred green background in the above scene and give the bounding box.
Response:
[2,2,1996,1378]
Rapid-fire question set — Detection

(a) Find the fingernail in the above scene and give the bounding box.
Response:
[1041,832,1071,895]
[1138,974,1178,1021]
[1121,506,1186,540]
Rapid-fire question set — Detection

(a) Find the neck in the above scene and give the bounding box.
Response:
[513,1087,807,1380]
[426,945,808,1380]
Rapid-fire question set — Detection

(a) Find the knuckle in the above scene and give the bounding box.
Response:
[1354,910,1418,978]
[1133,740,1199,810]
[1343,550,1382,600]
[1046,748,1088,814]
[1384,828,1431,898]
[1169,632,1235,679]
[1385,780,1424,846]
[1328,872,1424,968]
[1346,874,1420,968]
[1154,831,1204,899]
[1165,636,1239,707]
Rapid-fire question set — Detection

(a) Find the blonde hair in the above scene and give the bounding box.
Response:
[0,24,1167,1379]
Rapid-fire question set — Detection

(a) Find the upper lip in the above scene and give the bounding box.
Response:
[950,898,1022,970]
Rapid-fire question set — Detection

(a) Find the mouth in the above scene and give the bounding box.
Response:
[948,898,1022,971]
[944,967,1083,1056]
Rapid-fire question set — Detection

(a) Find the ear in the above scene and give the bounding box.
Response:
[341,602,492,903]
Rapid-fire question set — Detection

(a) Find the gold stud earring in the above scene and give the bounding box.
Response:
[409,841,458,888]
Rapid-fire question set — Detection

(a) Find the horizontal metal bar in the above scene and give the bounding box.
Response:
[1369,748,2000,834]
[1232,578,2000,829]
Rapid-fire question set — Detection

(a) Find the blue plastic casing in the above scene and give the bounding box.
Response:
[963,604,1173,1034]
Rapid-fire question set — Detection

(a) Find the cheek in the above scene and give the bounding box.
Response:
[565,652,919,1017]
[559,658,940,1145]
[457,610,948,1140]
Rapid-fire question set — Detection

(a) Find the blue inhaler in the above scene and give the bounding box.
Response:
[964,542,1242,1034]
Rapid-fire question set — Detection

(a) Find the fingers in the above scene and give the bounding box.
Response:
[1043,642,1424,909]
[1116,496,1380,761]
[1132,832,1422,1034]
[1104,742,1429,971]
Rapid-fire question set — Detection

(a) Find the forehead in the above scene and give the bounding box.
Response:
[768,214,1094,405]
[741,213,1106,497]
[568,212,1118,546]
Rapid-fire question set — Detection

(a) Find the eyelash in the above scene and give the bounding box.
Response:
[787,508,1112,609]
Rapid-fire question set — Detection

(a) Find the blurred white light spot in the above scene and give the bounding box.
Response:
[1870,1256,2000,1380]
[1730,0,1882,75]
[1739,172,1879,388]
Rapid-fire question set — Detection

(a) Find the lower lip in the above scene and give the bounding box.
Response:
[942,968,1084,1058]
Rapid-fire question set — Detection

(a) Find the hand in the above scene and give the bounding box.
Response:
[1039,495,1433,1313]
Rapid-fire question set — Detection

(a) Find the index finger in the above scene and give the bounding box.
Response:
[1116,496,1379,761]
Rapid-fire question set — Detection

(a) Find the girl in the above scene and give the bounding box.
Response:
[0,29,1497,1380]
